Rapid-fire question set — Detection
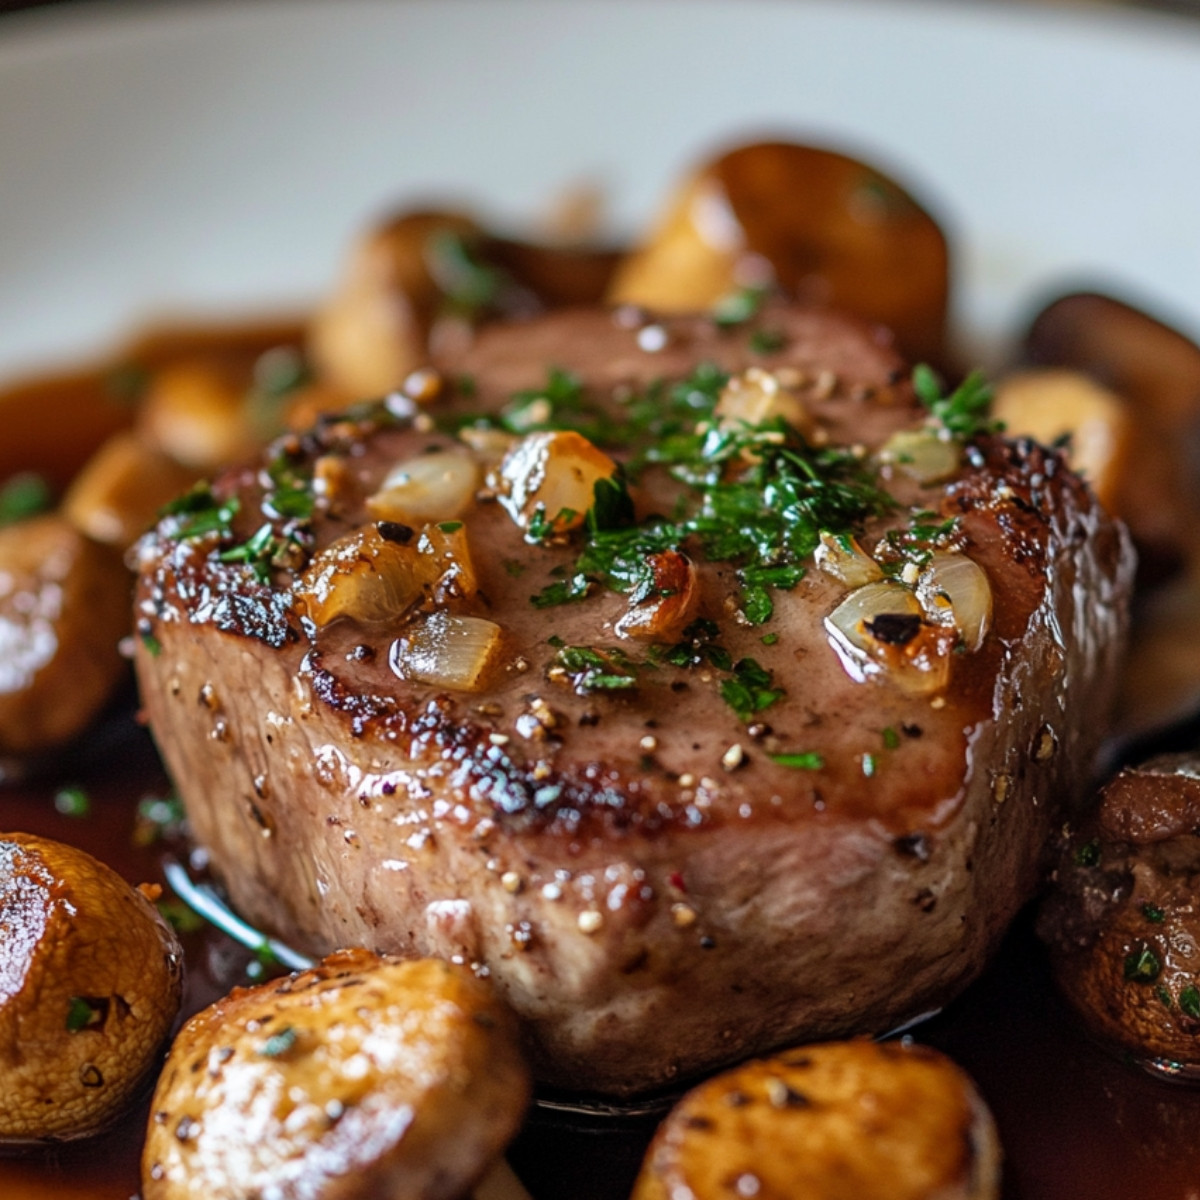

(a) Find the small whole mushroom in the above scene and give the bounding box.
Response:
[142,950,531,1200]
[0,832,184,1144]
[1039,752,1200,1076]
[633,1038,1000,1200]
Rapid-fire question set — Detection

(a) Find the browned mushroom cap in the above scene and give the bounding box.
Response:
[607,140,950,367]
[308,211,487,401]
[0,513,131,756]
[1019,291,1200,581]
[632,1039,1000,1200]
[142,951,531,1200]
[0,833,183,1144]
[1039,753,1200,1072]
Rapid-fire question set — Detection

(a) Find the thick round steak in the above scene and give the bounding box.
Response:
[133,305,1134,1095]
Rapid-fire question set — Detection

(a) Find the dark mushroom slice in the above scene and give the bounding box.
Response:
[607,139,951,367]
[0,833,183,1144]
[1039,752,1200,1078]
[1017,290,1200,582]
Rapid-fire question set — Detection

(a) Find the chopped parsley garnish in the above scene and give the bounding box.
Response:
[770,751,825,770]
[748,327,786,355]
[550,643,640,694]
[655,618,733,672]
[259,1025,298,1058]
[882,726,901,750]
[0,471,51,527]
[437,520,464,534]
[104,362,151,403]
[720,658,784,722]
[1073,839,1102,868]
[140,631,162,657]
[53,786,90,818]
[252,345,311,400]
[912,365,1000,440]
[134,793,187,846]
[713,286,766,328]
[166,442,317,582]
[529,375,892,623]
[1123,944,1162,984]
[1181,986,1200,1020]
[66,996,106,1032]
[1142,903,1166,924]
[157,899,205,934]
[427,230,506,318]
[163,484,239,540]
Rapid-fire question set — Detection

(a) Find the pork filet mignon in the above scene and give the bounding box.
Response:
[133,305,1134,1095]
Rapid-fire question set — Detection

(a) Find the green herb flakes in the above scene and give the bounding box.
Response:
[713,286,766,328]
[1142,903,1166,924]
[66,996,106,1032]
[912,365,1000,440]
[0,472,51,527]
[133,793,187,846]
[551,644,639,694]
[882,726,901,750]
[1180,986,1200,1020]
[1123,944,1162,984]
[748,328,786,355]
[1073,839,1101,868]
[720,658,784,722]
[157,900,205,935]
[770,752,825,771]
[53,786,90,818]
[259,1025,298,1058]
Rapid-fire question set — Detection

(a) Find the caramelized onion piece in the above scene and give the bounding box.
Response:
[616,550,700,641]
[877,428,961,485]
[825,580,954,695]
[813,531,883,588]
[497,430,617,537]
[714,368,812,437]
[297,522,477,628]
[366,449,482,525]
[916,553,992,652]
[389,611,503,691]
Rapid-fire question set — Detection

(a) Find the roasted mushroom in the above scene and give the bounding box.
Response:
[0,513,131,757]
[142,950,531,1200]
[0,833,183,1144]
[607,140,950,366]
[1040,753,1200,1077]
[1017,291,1200,581]
[632,1039,1001,1200]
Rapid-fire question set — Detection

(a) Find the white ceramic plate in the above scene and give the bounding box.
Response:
[1,0,1199,376]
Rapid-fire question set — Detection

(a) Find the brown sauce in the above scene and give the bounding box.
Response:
[3,709,1200,1199]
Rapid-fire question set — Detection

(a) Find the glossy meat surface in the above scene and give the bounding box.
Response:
[134,305,1134,1093]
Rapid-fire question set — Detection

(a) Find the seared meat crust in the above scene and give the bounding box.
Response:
[134,306,1133,1094]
